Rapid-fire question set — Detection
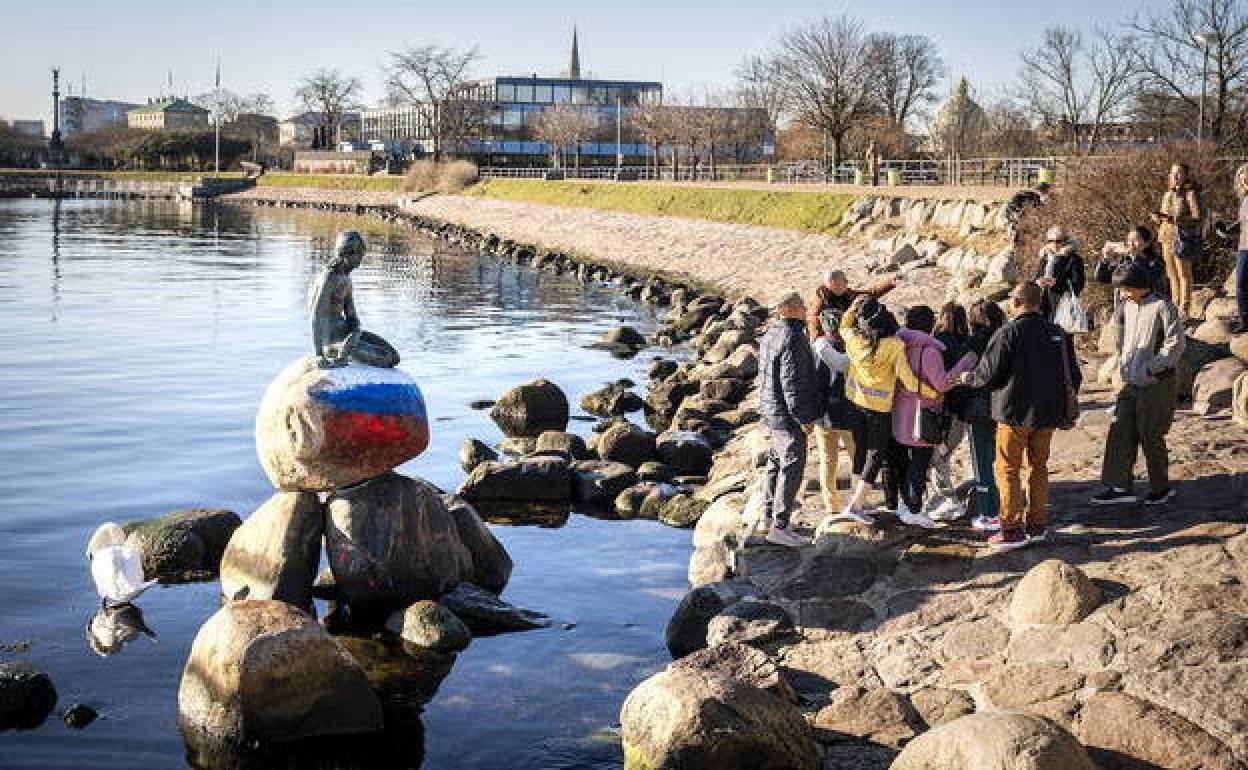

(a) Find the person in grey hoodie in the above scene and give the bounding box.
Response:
[757,289,823,547]
[1091,263,1186,507]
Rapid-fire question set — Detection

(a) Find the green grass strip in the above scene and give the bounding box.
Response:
[466,178,856,235]
[256,174,403,192]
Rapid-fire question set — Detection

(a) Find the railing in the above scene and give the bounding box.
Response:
[479,157,1060,187]
[0,177,185,198]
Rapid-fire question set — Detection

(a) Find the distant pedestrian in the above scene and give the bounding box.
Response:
[833,295,924,526]
[959,281,1081,550]
[1035,225,1086,327]
[886,305,976,529]
[1090,263,1185,507]
[807,270,896,340]
[1154,162,1204,316]
[925,302,973,521]
[1213,163,1248,333]
[810,309,858,517]
[758,290,823,548]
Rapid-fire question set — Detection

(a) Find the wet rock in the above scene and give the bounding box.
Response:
[600,326,648,350]
[255,357,430,491]
[706,599,795,648]
[694,346,759,382]
[597,422,657,468]
[489,379,569,437]
[580,383,646,417]
[666,580,756,658]
[440,582,550,634]
[0,663,57,730]
[620,666,819,770]
[457,457,573,503]
[700,377,748,404]
[675,641,797,703]
[123,508,242,582]
[533,430,592,460]
[326,472,472,619]
[177,600,381,748]
[637,461,675,482]
[442,495,512,594]
[815,685,923,749]
[385,600,472,654]
[1008,559,1102,626]
[1076,692,1239,770]
[1193,357,1247,415]
[570,460,638,506]
[615,481,679,518]
[658,494,709,528]
[459,438,498,472]
[220,491,324,612]
[62,703,98,729]
[891,711,1096,770]
[498,436,537,456]
[656,430,714,477]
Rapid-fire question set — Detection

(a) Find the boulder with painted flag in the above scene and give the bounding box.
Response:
[256,357,430,492]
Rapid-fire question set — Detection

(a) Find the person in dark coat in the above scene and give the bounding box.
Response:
[806,270,896,339]
[757,289,822,548]
[959,281,1081,551]
[1035,225,1086,321]
[1096,225,1168,309]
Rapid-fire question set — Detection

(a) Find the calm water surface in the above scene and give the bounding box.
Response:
[0,199,689,769]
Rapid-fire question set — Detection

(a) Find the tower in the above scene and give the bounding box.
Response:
[569,26,581,80]
[48,67,65,167]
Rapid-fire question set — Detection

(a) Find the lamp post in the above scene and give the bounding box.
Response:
[615,95,623,174]
[1195,32,1220,144]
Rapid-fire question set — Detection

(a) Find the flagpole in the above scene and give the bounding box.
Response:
[214,56,221,175]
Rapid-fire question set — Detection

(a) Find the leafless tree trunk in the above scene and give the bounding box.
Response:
[384,44,482,159]
[294,69,362,150]
[866,32,944,128]
[530,105,598,171]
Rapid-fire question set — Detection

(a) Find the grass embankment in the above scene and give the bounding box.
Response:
[255,174,403,192]
[466,178,857,235]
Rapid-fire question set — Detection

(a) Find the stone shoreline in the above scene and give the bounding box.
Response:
[219,188,1248,770]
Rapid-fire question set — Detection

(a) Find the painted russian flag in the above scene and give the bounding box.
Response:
[309,365,430,466]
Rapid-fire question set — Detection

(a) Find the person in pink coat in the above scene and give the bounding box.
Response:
[887,305,977,528]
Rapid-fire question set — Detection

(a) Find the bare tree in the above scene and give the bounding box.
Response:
[772,15,877,170]
[196,89,276,123]
[734,55,785,131]
[629,104,678,176]
[294,69,363,149]
[384,44,484,160]
[529,105,599,169]
[1131,0,1248,146]
[1019,26,1138,152]
[866,32,945,128]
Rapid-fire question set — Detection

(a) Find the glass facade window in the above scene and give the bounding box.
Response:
[514,83,535,102]
[534,84,553,103]
[496,83,516,102]
[572,86,590,104]
[552,85,571,104]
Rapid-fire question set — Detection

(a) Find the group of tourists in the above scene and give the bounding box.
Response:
[752,160,1243,552]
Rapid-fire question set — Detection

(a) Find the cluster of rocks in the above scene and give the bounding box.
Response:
[176,355,542,759]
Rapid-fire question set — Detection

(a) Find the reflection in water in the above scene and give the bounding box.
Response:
[87,603,157,657]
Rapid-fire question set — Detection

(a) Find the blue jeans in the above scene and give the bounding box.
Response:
[968,418,1001,518]
[1237,250,1248,325]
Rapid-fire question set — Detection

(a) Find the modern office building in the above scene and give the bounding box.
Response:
[59,96,139,136]
[127,97,211,131]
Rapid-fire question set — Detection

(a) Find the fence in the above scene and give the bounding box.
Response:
[0,177,184,199]
[479,157,1060,187]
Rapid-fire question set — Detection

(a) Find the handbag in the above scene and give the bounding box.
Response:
[1093,258,1115,284]
[1174,230,1204,260]
[1057,336,1080,430]
[1054,291,1091,334]
[915,406,952,445]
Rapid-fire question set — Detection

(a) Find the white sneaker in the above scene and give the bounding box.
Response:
[830,506,877,527]
[899,509,938,529]
[971,515,1001,532]
[765,526,810,548]
[928,499,965,522]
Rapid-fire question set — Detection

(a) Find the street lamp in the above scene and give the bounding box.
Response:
[1195,32,1220,144]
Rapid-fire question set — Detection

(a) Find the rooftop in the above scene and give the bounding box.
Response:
[129,98,209,115]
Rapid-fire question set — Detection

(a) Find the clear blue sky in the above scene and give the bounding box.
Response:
[2,0,1172,125]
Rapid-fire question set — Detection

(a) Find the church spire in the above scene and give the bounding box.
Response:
[569,26,581,80]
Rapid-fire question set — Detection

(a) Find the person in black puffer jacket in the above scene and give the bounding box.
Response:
[757,290,822,548]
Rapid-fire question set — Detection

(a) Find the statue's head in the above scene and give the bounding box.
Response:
[331,231,367,271]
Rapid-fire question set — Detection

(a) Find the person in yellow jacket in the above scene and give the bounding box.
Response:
[831,293,928,525]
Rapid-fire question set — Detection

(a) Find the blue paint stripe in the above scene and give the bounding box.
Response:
[312,383,428,417]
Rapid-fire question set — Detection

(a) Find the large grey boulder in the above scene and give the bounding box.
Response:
[534,430,593,460]
[580,383,646,417]
[457,457,573,503]
[123,508,242,582]
[706,600,795,649]
[489,379,569,437]
[571,460,639,506]
[598,422,658,468]
[220,492,324,612]
[459,438,498,472]
[656,430,714,477]
[326,472,473,619]
[384,600,471,654]
[666,580,756,658]
[0,663,57,730]
[177,600,381,749]
[442,495,512,593]
[1008,559,1102,626]
[620,666,818,770]
[891,712,1096,770]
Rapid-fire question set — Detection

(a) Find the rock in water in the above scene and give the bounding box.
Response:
[123,508,242,582]
[457,458,573,503]
[656,430,714,476]
[666,580,756,659]
[459,438,498,472]
[0,663,57,730]
[255,357,430,492]
[891,712,1096,770]
[326,472,472,619]
[489,379,569,437]
[442,495,512,593]
[385,600,472,654]
[440,583,551,634]
[178,600,381,749]
[598,422,658,468]
[571,461,639,506]
[220,492,324,612]
[620,666,819,770]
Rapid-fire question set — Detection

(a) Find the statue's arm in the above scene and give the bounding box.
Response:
[342,285,361,332]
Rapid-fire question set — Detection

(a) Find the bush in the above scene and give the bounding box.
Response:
[402,160,479,194]
[1018,143,1239,319]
